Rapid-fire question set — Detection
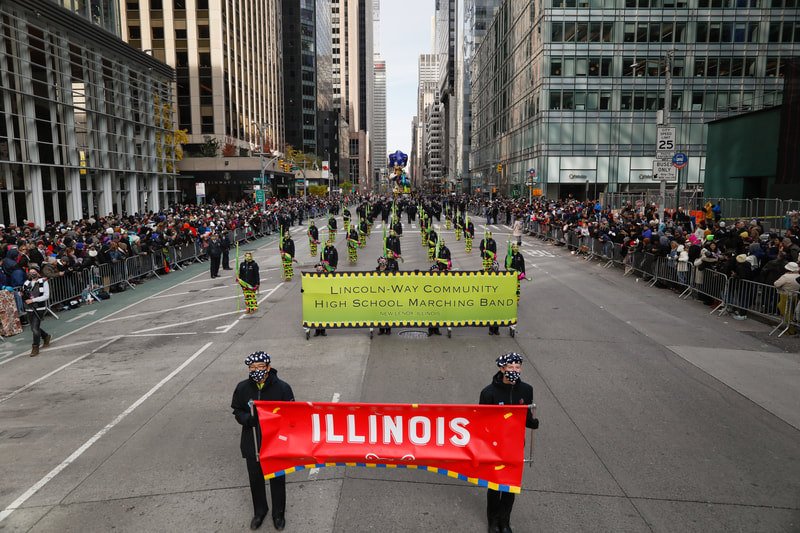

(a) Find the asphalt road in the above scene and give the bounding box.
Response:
[0,214,798,533]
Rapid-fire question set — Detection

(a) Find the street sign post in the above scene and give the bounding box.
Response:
[255,190,264,203]
[672,152,688,169]
[656,127,676,159]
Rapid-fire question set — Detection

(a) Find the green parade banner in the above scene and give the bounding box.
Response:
[301,271,518,328]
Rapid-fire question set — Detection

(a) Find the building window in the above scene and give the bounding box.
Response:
[697,22,758,43]
[128,25,141,39]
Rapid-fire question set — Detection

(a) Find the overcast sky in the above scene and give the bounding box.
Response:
[379,0,435,165]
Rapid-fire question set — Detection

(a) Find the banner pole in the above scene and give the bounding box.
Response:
[249,400,259,463]
[527,403,536,467]
[236,243,242,312]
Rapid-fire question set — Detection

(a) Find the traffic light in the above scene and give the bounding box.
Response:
[496,164,502,173]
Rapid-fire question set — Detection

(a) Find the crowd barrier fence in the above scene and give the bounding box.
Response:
[523,219,799,337]
[3,220,279,333]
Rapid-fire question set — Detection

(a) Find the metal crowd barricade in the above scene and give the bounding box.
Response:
[624,251,657,281]
[46,269,92,314]
[651,257,693,295]
[689,268,730,315]
[125,253,156,283]
[97,260,132,291]
[723,277,785,325]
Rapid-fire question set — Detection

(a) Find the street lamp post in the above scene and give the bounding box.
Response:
[631,50,675,210]
[254,122,281,212]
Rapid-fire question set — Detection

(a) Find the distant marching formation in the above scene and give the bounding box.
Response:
[273,197,527,304]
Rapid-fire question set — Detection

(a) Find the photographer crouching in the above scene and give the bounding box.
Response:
[23,265,52,357]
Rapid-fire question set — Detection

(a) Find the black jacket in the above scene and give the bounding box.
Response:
[231,369,295,459]
[238,260,260,287]
[479,371,537,429]
[323,245,338,268]
[207,238,222,258]
[508,252,525,274]
[281,238,295,258]
[385,235,401,257]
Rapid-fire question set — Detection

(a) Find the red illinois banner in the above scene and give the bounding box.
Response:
[254,401,528,493]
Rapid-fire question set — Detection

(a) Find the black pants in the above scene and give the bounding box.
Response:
[222,249,230,269]
[246,457,286,519]
[209,255,221,276]
[487,488,515,526]
[29,309,47,346]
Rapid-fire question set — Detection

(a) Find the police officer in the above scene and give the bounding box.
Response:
[479,353,539,533]
[231,351,295,531]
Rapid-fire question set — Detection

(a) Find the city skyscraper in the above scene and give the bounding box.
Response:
[282,0,335,161]
[122,0,285,199]
[457,0,501,192]
[331,0,373,191]
[435,0,457,189]
[371,0,387,185]
[0,0,176,224]
[470,0,799,199]
[373,58,387,182]
[411,54,442,189]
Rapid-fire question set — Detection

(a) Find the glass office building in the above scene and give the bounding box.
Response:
[0,0,176,226]
[470,0,800,199]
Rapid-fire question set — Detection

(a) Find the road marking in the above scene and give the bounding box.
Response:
[123,333,197,337]
[100,294,240,322]
[0,337,120,405]
[523,249,555,258]
[0,339,102,367]
[150,285,230,298]
[65,310,97,323]
[0,342,212,524]
[214,321,239,334]
[131,286,281,334]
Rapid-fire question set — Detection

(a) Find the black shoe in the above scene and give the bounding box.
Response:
[385,328,391,335]
[488,519,501,533]
[427,331,433,336]
[500,526,512,533]
[433,329,441,335]
[320,330,327,336]
[273,515,285,531]
[314,330,321,337]
[377,330,384,335]
[250,515,265,530]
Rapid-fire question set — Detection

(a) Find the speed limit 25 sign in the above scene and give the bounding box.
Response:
[656,127,676,158]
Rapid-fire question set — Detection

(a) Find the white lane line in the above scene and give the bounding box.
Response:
[0,237,279,366]
[65,310,97,323]
[123,333,197,337]
[258,285,281,303]
[0,342,213,524]
[131,286,281,334]
[100,294,239,322]
[214,321,239,334]
[150,285,230,298]
[309,392,341,479]
[0,339,101,367]
[0,337,120,405]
